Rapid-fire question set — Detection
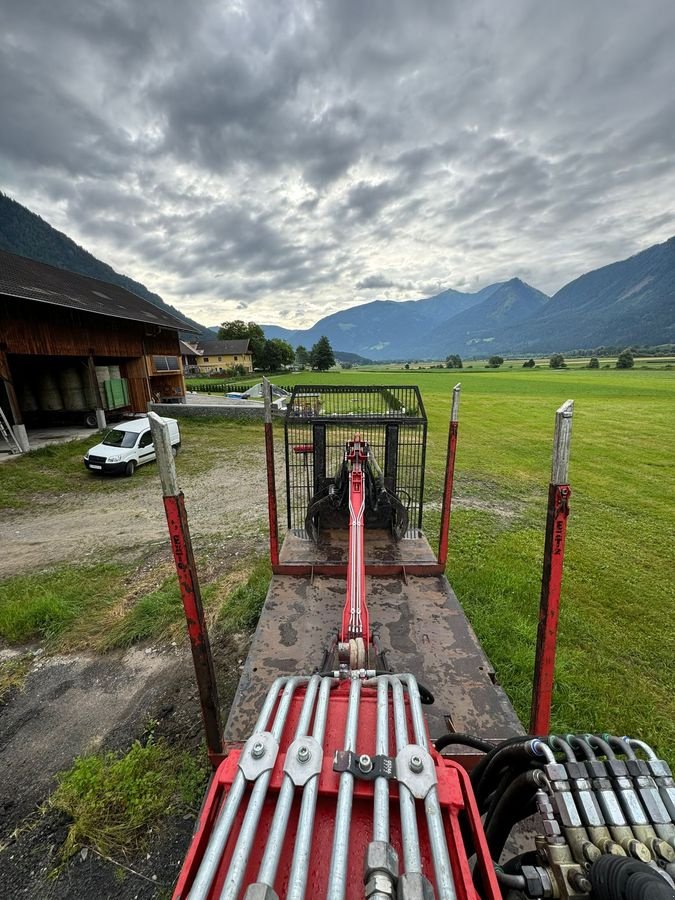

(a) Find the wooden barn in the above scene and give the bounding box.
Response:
[0,249,194,451]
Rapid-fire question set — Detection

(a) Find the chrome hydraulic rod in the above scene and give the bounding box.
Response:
[286,676,333,900]
[402,674,458,900]
[219,676,307,900]
[374,676,390,843]
[390,676,423,876]
[326,677,361,900]
[188,677,289,900]
[255,675,322,889]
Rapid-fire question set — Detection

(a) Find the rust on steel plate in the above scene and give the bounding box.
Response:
[225,572,522,742]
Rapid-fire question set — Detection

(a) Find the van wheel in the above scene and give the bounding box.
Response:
[172,444,180,458]
[124,461,136,477]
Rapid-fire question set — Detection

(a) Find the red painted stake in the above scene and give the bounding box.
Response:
[164,494,225,764]
[530,400,574,735]
[438,384,461,569]
[263,378,280,567]
[148,412,224,768]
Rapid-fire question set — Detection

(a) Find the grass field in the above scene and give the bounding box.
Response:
[1,367,672,753]
[277,368,675,752]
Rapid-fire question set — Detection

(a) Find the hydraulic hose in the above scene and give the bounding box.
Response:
[470,735,533,792]
[435,733,496,754]
[483,769,548,862]
[473,739,546,810]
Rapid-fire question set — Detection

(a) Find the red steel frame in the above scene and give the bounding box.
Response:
[263,379,280,567]
[173,682,502,900]
[341,437,370,644]
[529,400,574,735]
[437,384,461,569]
[163,492,225,766]
[529,482,571,734]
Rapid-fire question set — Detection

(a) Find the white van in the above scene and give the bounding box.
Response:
[84,416,180,477]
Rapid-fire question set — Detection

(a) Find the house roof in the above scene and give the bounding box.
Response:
[0,249,195,332]
[196,339,251,355]
[179,339,202,356]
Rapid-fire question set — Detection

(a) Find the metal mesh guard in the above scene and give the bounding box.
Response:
[284,386,428,533]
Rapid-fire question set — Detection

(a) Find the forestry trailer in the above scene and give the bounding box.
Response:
[147,383,675,900]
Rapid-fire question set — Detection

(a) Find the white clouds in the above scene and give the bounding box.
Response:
[1,0,674,327]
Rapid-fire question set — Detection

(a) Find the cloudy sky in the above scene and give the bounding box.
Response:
[1,0,674,328]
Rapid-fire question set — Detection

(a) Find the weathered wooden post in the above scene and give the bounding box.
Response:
[530,399,574,735]
[263,377,280,568]
[148,412,224,766]
[437,383,461,568]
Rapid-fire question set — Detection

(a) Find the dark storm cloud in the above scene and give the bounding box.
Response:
[1,0,674,326]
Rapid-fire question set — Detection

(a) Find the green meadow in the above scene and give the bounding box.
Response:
[280,368,675,752]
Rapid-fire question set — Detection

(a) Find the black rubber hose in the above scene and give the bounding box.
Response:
[473,740,543,809]
[589,854,675,900]
[483,770,545,861]
[470,734,532,792]
[435,732,496,754]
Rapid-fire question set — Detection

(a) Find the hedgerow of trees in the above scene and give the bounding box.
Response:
[549,353,566,368]
[445,354,463,369]
[217,320,294,371]
[487,355,504,368]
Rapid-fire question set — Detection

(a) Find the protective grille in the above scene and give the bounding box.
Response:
[284,385,427,534]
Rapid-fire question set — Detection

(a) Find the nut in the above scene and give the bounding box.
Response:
[364,840,399,883]
[359,754,373,773]
[251,741,265,759]
[409,755,423,774]
[397,872,434,900]
[297,745,311,763]
[365,873,395,898]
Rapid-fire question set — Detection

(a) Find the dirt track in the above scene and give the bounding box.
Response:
[0,448,272,578]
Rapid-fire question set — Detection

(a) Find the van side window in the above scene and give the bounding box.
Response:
[139,431,153,448]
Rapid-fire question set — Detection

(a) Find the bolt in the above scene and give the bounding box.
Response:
[569,871,592,893]
[409,754,423,774]
[359,754,373,773]
[251,741,265,759]
[297,745,311,763]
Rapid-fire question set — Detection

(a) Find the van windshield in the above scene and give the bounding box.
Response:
[102,429,138,448]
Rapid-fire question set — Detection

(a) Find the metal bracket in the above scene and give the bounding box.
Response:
[284,737,323,786]
[333,750,397,782]
[239,731,279,781]
[395,745,438,799]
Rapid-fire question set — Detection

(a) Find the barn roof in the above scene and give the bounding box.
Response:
[196,339,251,355]
[0,249,195,332]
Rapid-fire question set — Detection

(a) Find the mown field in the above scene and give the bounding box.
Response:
[277,368,674,752]
[1,367,673,752]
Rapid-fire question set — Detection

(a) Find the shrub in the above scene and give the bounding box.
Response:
[616,348,635,369]
[549,353,566,369]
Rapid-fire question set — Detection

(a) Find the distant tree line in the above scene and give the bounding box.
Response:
[217,321,336,371]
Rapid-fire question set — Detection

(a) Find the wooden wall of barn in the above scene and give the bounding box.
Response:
[0,295,180,357]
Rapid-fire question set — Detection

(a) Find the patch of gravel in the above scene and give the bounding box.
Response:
[0,450,276,578]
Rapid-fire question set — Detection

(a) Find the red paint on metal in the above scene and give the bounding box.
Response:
[341,437,370,644]
[265,421,280,566]
[163,494,224,763]
[174,682,499,899]
[272,561,445,577]
[438,420,458,568]
[529,482,571,735]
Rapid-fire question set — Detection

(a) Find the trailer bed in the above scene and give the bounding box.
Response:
[225,572,522,743]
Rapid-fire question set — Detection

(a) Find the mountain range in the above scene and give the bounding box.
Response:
[0,192,672,359]
[263,238,675,360]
